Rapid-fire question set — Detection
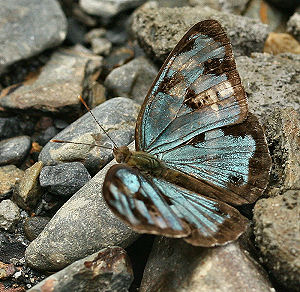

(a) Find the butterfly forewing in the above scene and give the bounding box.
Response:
[103,165,248,246]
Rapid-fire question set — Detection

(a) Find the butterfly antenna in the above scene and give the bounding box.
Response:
[51,139,113,150]
[78,95,118,148]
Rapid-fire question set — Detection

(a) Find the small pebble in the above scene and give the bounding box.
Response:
[0,199,21,232]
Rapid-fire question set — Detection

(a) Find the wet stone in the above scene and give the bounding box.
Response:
[24,216,51,241]
[91,38,112,56]
[131,5,270,62]
[40,162,91,197]
[27,247,133,292]
[39,97,140,174]
[0,200,21,232]
[25,143,139,271]
[12,161,43,212]
[0,165,24,199]
[236,53,300,117]
[254,190,300,292]
[0,136,31,166]
[0,49,103,116]
[0,0,67,74]
[104,57,158,104]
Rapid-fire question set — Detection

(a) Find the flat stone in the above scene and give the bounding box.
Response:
[0,49,103,116]
[131,5,270,62]
[28,247,133,291]
[40,162,91,197]
[104,57,158,104]
[0,136,31,166]
[0,165,24,199]
[38,97,140,174]
[287,11,300,42]
[0,200,21,232]
[254,190,300,291]
[25,145,139,271]
[0,0,67,74]
[139,237,273,291]
[236,53,300,117]
[24,216,51,241]
[91,38,112,56]
[12,161,44,212]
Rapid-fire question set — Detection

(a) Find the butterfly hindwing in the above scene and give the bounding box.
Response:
[103,165,248,247]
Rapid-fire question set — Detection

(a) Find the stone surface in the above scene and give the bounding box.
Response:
[0,117,21,140]
[0,165,24,199]
[139,237,273,291]
[104,57,158,104]
[79,0,146,20]
[264,32,300,55]
[254,190,300,291]
[37,126,59,147]
[25,143,139,271]
[12,161,43,212]
[85,28,106,43]
[24,217,51,241]
[0,0,67,74]
[0,200,21,232]
[287,11,300,43]
[27,247,133,291]
[236,53,300,117]
[0,49,103,116]
[131,5,270,62]
[39,97,140,174]
[91,38,112,56]
[0,261,16,280]
[40,162,91,197]
[191,0,249,14]
[0,136,31,166]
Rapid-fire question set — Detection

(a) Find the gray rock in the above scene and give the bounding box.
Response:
[79,0,146,21]
[0,117,20,140]
[12,161,43,212]
[0,165,24,199]
[140,237,273,291]
[91,38,112,56]
[39,97,140,174]
[152,0,191,8]
[131,5,270,62]
[0,49,103,116]
[24,216,51,241]
[104,57,158,104]
[28,247,133,292]
[40,162,91,197]
[0,0,67,74]
[236,53,300,118]
[287,11,300,42]
[254,190,300,292]
[25,146,139,271]
[37,126,59,146]
[0,136,31,166]
[0,200,21,232]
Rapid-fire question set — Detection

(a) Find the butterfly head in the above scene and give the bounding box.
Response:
[113,146,131,163]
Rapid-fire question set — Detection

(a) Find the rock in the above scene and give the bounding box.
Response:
[0,261,16,280]
[0,0,67,74]
[24,217,51,241]
[79,0,146,21]
[40,162,91,197]
[139,237,273,291]
[0,117,21,140]
[190,0,248,14]
[12,162,43,212]
[25,146,139,271]
[0,165,24,199]
[0,200,21,232]
[0,136,31,166]
[53,119,69,130]
[131,5,270,62]
[0,49,103,116]
[91,38,112,56]
[37,126,59,147]
[104,57,158,104]
[254,190,300,291]
[85,28,106,43]
[38,97,140,174]
[236,53,300,117]
[27,247,133,291]
[264,32,300,55]
[86,82,107,108]
[287,11,300,42]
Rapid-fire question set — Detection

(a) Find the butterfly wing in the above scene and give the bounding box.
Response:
[135,20,271,205]
[103,164,248,247]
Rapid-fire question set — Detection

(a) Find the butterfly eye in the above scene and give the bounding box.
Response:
[113,146,131,163]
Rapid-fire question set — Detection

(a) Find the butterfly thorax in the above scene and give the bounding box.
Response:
[113,146,165,176]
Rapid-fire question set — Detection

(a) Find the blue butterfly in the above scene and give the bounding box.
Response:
[102,20,272,246]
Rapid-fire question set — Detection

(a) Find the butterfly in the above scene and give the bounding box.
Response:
[102,19,272,247]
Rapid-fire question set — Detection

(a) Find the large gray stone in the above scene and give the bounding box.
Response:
[0,0,67,74]
[131,5,270,62]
